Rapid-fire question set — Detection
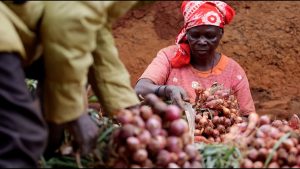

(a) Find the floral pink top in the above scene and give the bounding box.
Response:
[139,45,256,116]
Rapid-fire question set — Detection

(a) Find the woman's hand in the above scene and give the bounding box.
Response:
[165,85,190,109]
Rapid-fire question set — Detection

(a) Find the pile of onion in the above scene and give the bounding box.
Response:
[107,94,202,168]
[239,114,300,168]
[192,82,244,143]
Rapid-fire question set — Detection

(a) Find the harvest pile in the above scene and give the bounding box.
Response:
[192,82,244,143]
[103,94,202,168]
[222,113,300,168]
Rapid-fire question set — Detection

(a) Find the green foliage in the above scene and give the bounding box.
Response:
[195,143,242,168]
[25,78,38,92]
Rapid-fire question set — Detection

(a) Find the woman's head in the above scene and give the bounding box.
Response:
[187,25,223,57]
[171,1,235,68]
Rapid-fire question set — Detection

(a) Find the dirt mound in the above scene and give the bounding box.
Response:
[112,1,300,116]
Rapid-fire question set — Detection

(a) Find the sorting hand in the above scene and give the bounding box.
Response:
[164,85,190,109]
[67,113,99,155]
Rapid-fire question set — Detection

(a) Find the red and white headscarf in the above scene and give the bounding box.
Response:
[171,1,235,68]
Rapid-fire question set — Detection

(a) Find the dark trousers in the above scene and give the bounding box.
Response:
[0,53,48,167]
[24,57,65,160]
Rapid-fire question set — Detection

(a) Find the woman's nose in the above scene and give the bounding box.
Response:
[197,37,208,45]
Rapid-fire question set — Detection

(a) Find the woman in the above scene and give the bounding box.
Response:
[135,1,256,116]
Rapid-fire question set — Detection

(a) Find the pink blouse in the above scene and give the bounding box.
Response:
[139,45,256,116]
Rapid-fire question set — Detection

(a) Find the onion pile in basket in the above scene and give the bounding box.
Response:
[107,94,202,168]
[192,82,244,143]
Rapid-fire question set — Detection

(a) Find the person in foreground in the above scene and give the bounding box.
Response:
[135,1,256,116]
[0,1,140,167]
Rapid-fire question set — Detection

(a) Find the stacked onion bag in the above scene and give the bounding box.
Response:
[105,94,202,168]
[192,82,244,143]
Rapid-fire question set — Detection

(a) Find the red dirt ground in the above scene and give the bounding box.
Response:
[112,1,300,118]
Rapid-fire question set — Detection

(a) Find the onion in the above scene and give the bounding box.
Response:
[169,119,189,136]
[177,151,188,166]
[147,135,166,153]
[130,164,141,168]
[113,159,127,168]
[259,115,271,125]
[194,129,202,136]
[199,116,208,126]
[156,150,171,166]
[153,102,168,115]
[181,132,192,145]
[259,124,272,134]
[288,154,297,166]
[283,139,294,151]
[195,114,202,123]
[272,120,283,128]
[212,129,220,137]
[217,125,226,134]
[142,159,154,168]
[140,105,153,120]
[253,161,263,168]
[224,118,232,127]
[133,149,148,163]
[254,138,266,149]
[146,117,162,133]
[190,161,203,168]
[268,162,280,168]
[248,149,258,161]
[290,147,298,155]
[116,109,133,124]
[166,136,183,153]
[165,105,182,121]
[138,130,151,144]
[215,137,221,142]
[242,158,253,168]
[167,163,180,168]
[257,148,268,161]
[120,124,140,139]
[127,137,140,151]
[269,127,281,139]
[204,127,213,135]
[132,116,145,128]
[212,116,220,124]
[144,93,159,106]
[184,144,198,160]
[183,161,191,168]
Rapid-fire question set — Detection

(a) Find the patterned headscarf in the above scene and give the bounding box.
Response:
[171,1,235,68]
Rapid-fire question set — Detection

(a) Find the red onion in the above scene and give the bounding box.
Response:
[165,105,182,121]
[138,130,151,144]
[169,119,188,136]
[127,137,140,151]
[166,136,183,153]
[140,105,153,121]
[133,149,148,163]
[156,150,171,166]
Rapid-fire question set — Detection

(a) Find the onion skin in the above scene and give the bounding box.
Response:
[166,136,183,153]
[140,105,153,120]
[242,158,253,168]
[164,105,182,122]
[156,150,171,167]
[169,119,188,137]
[259,115,271,125]
[268,162,280,168]
[133,149,148,163]
[146,117,162,133]
[127,137,140,151]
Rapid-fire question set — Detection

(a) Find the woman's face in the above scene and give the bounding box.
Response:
[186,25,223,57]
